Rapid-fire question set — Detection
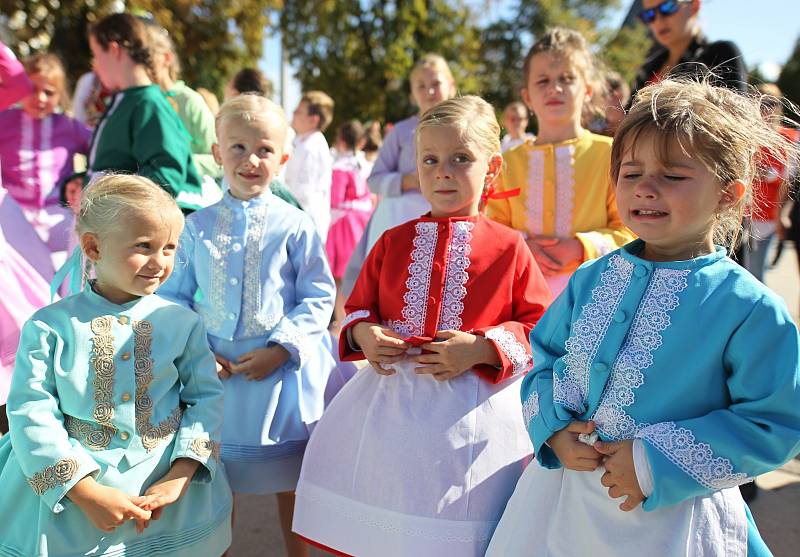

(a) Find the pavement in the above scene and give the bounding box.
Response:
[231,245,800,557]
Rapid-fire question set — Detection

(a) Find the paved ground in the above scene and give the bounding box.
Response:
[231,245,800,557]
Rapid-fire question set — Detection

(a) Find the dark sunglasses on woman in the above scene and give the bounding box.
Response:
[638,0,690,24]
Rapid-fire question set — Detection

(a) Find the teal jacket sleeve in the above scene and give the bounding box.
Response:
[8,319,100,513]
[266,215,335,367]
[158,219,199,309]
[523,282,578,468]
[129,98,201,209]
[637,296,800,510]
[169,316,225,481]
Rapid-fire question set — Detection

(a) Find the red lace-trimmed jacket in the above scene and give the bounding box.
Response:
[340,214,552,383]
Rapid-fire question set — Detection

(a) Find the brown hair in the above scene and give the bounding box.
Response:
[612,78,799,249]
[230,67,272,98]
[363,121,382,154]
[337,120,364,151]
[301,90,335,132]
[89,13,156,79]
[522,28,606,120]
[23,53,71,113]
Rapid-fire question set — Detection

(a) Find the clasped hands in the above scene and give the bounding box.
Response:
[526,236,583,276]
[351,322,501,381]
[68,458,200,533]
[547,420,645,511]
[214,345,290,381]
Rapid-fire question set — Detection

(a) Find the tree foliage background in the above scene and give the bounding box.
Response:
[777,37,800,120]
[0,0,278,96]
[280,0,652,133]
[280,1,483,128]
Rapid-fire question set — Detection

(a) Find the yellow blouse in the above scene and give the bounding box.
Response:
[487,130,634,262]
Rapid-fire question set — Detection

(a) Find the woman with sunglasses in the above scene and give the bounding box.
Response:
[630,0,746,101]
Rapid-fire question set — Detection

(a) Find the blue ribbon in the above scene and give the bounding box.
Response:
[50,246,86,301]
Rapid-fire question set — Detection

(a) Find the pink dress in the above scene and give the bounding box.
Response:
[0,43,50,405]
[0,189,52,406]
[325,153,373,278]
[0,108,91,257]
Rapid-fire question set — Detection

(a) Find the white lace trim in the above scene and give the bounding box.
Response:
[636,422,749,490]
[525,149,545,236]
[341,309,371,329]
[593,268,690,440]
[522,391,540,425]
[43,117,55,202]
[485,326,531,375]
[387,222,438,337]
[242,206,270,337]
[200,205,234,331]
[438,221,473,330]
[554,255,634,413]
[579,231,617,258]
[271,325,307,365]
[554,145,575,238]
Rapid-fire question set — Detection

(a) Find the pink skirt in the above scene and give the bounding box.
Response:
[326,210,371,279]
[0,191,52,405]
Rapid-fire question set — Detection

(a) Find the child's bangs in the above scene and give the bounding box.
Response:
[613,103,723,183]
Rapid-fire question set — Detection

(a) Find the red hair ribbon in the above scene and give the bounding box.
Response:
[481,185,521,206]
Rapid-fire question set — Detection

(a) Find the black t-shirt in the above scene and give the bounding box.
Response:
[629,35,747,103]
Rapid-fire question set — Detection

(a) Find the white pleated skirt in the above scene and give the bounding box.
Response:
[293,357,533,557]
[486,459,747,557]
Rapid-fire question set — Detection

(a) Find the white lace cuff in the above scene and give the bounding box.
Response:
[633,438,654,498]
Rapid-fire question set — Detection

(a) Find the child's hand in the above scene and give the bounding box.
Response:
[214,353,232,380]
[595,439,646,512]
[401,171,420,192]
[229,345,290,381]
[351,322,409,375]
[413,330,499,381]
[527,236,584,275]
[547,421,604,471]
[135,459,201,533]
[67,476,151,533]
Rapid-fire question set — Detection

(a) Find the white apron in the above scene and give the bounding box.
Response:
[293,355,533,557]
[486,459,747,557]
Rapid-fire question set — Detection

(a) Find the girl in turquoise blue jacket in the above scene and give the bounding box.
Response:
[0,174,232,557]
[488,79,800,557]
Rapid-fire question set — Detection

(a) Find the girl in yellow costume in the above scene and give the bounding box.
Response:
[488,28,634,295]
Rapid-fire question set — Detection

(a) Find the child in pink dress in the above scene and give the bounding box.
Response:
[327,120,374,325]
[0,44,51,435]
[0,53,91,261]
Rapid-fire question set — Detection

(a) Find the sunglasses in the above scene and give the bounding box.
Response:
[638,0,690,24]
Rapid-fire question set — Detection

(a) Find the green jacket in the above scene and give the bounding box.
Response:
[88,84,204,211]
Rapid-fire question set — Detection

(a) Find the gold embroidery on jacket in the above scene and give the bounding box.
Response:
[133,320,183,451]
[64,415,115,451]
[190,438,221,460]
[27,458,79,495]
[68,316,119,450]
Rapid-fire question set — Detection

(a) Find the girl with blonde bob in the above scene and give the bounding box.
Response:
[487,79,800,557]
[293,96,551,557]
[0,174,233,557]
